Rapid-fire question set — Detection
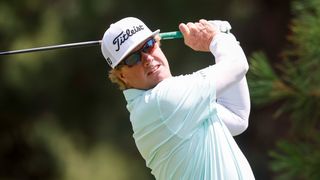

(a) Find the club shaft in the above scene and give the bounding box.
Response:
[0,40,102,55]
[0,31,183,56]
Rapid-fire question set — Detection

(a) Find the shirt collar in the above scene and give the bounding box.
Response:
[123,89,146,102]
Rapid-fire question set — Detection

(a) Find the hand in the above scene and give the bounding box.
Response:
[179,19,219,52]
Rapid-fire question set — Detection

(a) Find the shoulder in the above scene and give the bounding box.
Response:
[154,71,214,107]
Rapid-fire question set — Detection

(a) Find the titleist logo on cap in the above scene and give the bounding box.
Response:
[113,25,144,51]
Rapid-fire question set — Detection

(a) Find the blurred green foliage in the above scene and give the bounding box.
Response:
[248,0,320,179]
[0,0,292,179]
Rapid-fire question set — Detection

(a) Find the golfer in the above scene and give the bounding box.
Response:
[101,17,255,180]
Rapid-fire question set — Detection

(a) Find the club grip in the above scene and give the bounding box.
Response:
[159,31,183,40]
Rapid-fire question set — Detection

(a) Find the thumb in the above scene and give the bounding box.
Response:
[179,23,189,37]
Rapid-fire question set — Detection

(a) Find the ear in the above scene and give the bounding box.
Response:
[117,71,128,84]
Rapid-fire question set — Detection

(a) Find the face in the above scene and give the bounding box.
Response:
[116,38,172,90]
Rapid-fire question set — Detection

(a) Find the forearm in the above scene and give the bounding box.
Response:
[210,33,251,135]
[210,33,249,96]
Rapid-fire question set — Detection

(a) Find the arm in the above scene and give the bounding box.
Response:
[210,33,251,136]
[179,20,250,136]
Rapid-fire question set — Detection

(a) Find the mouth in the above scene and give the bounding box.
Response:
[147,64,161,76]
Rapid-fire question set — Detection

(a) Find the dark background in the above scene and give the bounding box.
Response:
[0,0,291,179]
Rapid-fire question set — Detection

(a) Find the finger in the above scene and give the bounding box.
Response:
[200,19,215,30]
[195,22,205,30]
[199,19,210,27]
[186,22,198,34]
[179,23,190,36]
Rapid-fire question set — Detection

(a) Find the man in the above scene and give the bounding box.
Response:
[101,17,255,179]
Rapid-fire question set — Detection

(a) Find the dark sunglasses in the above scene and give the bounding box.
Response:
[118,38,156,68]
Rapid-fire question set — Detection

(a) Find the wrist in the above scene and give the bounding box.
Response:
[210,33,238,52]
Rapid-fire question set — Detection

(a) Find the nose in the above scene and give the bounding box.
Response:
[141,52,154,67]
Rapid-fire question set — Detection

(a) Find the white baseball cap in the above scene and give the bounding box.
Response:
[101,17,160,68]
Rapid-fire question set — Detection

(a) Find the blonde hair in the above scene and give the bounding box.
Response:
[108,35,161,90]
[108,67,127,90]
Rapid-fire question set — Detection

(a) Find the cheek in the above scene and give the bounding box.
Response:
[153,49,168,65]
[128,71,144,81]
[121,67,147,86]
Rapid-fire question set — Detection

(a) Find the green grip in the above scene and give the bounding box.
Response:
[159,31,183,40]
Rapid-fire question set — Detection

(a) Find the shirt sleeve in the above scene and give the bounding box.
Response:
[209,33,251,136]
[209,33,249,96]
[215,78,250,136]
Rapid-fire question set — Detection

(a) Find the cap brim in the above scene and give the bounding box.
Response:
[115,29,160,67]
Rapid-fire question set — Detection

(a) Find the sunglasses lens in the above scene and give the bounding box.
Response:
[125,53,141,66]
[120,38,156,68]
[142,39,156,53]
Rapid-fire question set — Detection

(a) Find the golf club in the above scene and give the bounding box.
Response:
[0,31,183,56]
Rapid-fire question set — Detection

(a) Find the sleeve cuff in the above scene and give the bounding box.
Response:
[209,33,239,57]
